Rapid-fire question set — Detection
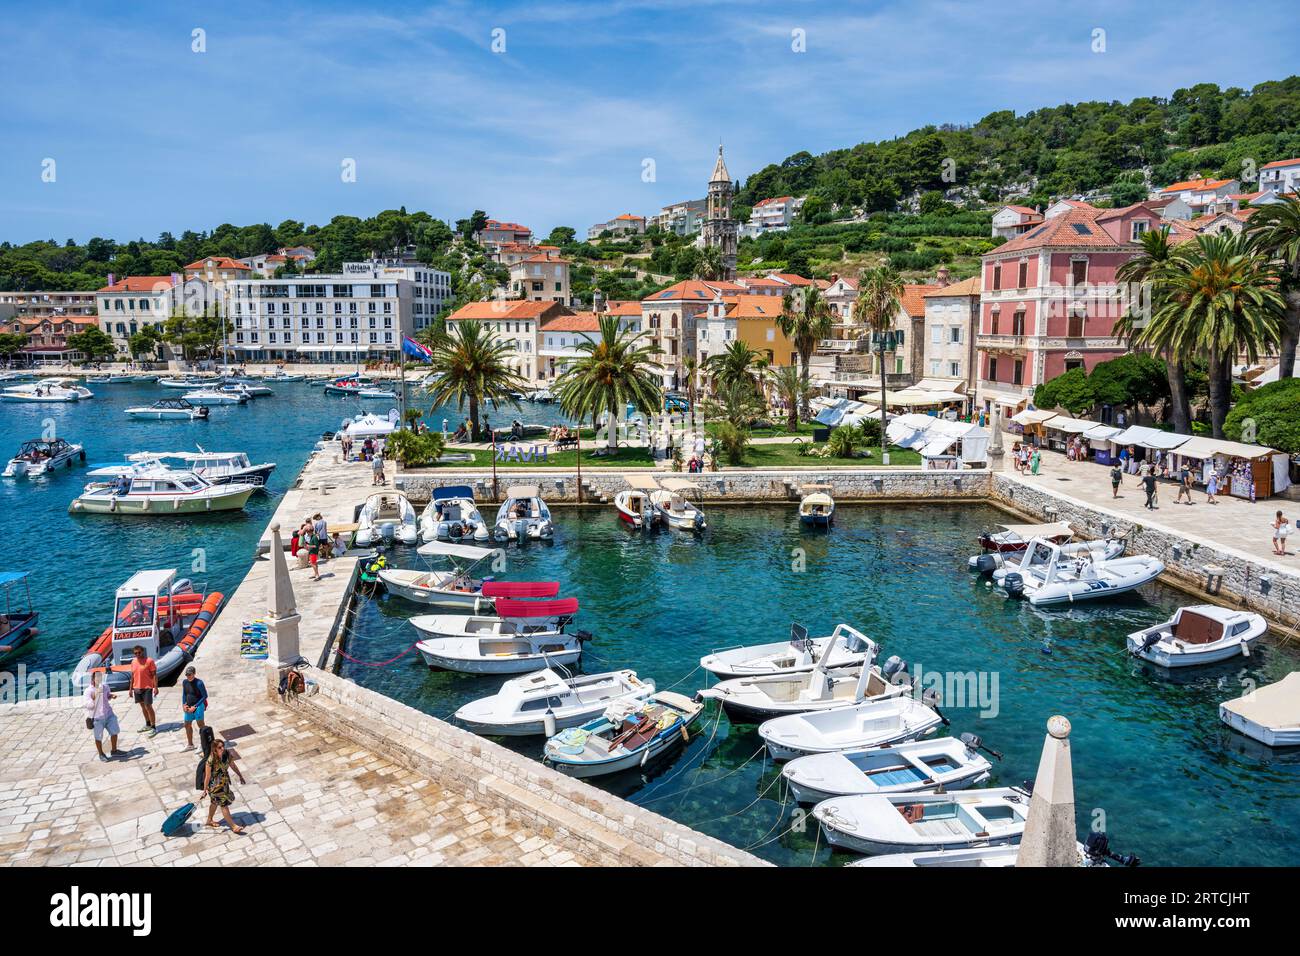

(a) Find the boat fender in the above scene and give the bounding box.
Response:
[640,745,651,767]
[1241,642,1251,658]
[543,710,557,738]
[205,497,211,511]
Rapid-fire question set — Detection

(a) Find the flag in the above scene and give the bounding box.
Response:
[402,335,433,363]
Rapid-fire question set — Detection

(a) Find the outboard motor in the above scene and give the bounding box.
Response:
[1136,632,1162,655]
[970,553,1000,574]
[881,655,908,685]
[1084,832,1141,867]
[514,518,527,540]
[379,521,396,543]
[1002,572,1025,598]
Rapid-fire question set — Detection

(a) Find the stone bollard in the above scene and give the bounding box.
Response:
[1016,714,1078,867]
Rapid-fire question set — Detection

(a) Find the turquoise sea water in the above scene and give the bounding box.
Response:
[0,379,567,678]
[342,505,1300,868]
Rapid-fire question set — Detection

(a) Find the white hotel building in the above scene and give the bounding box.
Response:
[223,262,450,363]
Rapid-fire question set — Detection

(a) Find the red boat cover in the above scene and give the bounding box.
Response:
[494,597,578,618]
[481,581,561,598]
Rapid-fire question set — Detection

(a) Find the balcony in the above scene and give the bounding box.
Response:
[977,333,1028,350]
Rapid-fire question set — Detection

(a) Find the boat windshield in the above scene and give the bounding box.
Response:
[116,595,156,628]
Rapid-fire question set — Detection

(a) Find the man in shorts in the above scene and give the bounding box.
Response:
[180,665,208,751]
[1110,463,1123,498]
[130,645,158,736]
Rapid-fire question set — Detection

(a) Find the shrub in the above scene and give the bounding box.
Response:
[1224,378,1300,453]
[713,421,750,465]
[385,430,446,467]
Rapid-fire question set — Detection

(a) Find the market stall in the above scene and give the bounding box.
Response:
[1039,414,1106,456]
[1009,408,1057,444]
[887,416,990,469]
[1171,436,1290,500]
[1082,423,1124,464]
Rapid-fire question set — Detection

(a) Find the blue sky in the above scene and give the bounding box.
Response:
[3,0,1298,244]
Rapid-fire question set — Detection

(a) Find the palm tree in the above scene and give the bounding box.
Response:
[769,364,815,433]
[855,266,906,456]
[702,378,765,429]
[694,246,724,281]
[777,284,834,417]
[1143,233,1283,437]
[1247,194,1300,379]
[423,320,529,441]
[705,340,763,393]
[682,355,700,412]
[554,315,662,449]
[1115,226,1193,433]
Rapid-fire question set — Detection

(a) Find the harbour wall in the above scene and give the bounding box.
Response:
[398,467,995,505]
[989,473,1300,629]
[267,666,768,867]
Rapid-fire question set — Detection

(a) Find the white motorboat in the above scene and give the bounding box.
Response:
[614,474,664,531]
[850,842,1105,868]
[356,387,398,400]
[264,372,304,382]
[813,787,1031,856]
[1,378,93,402]
[69,467,256,515]
[493,485,554,541]
[798,484,835,526]
[697,628,911,723]
[4,438,85,477]
[412,597,588,674]
[1220,672,1300,748]
[70,569,224,692]
[650,476,706,532]
[455,666,656,736]
[419,485,490,542]
[184,388,245,406]
[379,542,557,610]
[125,398,210,421]
[969,536,1124,572]
[159,377,209,389]
[0,571,39,663]
[222,382,271,398]
[1127,605,1267,668]
[107,374,158,384]
[760,696,946,762]
[994,538,1164,606]
[701,622,873,679]
[542,691,704,778]
[975,520,1074,555]
[355,491,419,546]
[90,450,275,488]
[781,735,993,801]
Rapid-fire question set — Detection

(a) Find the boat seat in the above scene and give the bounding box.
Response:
[1172,611,1222,646]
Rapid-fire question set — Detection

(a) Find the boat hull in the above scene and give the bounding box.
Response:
[416,645,581,674]
[69,486,255,515]
[377,571,486,609]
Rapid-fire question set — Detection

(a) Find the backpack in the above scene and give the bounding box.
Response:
[279,668,306,700]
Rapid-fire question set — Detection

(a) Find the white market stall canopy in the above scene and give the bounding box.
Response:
[888,416,990,463]
[1110,425,1189,451]
[1041,414,1102,434]
[889,387,965,407]
[1083,424,1124,442]
[1010,409,1057,427]
[815,398,880,427]
[1174,436,1280,460]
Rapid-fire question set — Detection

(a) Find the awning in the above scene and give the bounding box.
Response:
[415,542,497,560]
[431,485,475,501]
[505,485,540,498]
[0,571,32,587]
[624,474,661,490]
[480,581,560,598]
[914,378,967,395]
[494,597,578,618]
[660,477,700,493]
[1111,425,1190,450]
[1174,436,1279,460]
[1011,409,1056,426]
[1042,415,1101,434]
[1083,424,1123,442]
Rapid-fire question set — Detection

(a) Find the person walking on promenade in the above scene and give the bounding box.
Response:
[1030,448,1042,475]
[203,737,247,834]
[83,670,122,761]
[1140,469,1158,510]
[312,512,328,544]
[1110,463,1123,499]
[180,665,207,752]
[1274,512,1291,556]
[130,645,158,735]
[1175,464,1193,505]
[1206,470,1219,504]
[372,449,385,486]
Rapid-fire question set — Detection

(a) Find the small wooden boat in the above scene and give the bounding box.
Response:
[456,666,655,736]
[781,735,991,801]
[542,691,703,778]
[976,520,1073,555]
[760,696,945,762]
[798,484,835,526]
[4,438,85,477]
[379,542,557,609]
[701,622,872,679]
[0,571,39,663]
[1127,605,1267,668]
[614,474,663,530]
[411,598,587,674]
[813,787,1031,856]
[1220,672,1300,748]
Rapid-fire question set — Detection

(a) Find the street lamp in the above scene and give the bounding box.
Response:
[871,329,898,465]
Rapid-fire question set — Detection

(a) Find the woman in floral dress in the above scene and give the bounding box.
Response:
[203,737,248,834]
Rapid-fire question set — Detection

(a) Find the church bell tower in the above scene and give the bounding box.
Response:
[702,144,738,280]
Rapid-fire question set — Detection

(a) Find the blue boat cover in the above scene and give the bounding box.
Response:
[0,571,32,586]
[432,485,475,501]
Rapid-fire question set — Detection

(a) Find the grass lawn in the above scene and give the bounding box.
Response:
[735,443,923,468]
[706,420,820,439]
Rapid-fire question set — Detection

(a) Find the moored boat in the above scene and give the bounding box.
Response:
[493,485,554,541]
[1,378,93,402]
[0,571,39,663]
[1219,672,1300,748]
[89,450,275,488]
[812,786,1031,855]
[994,538,1164,606]
[355,491,419,546]
[976,520,1074,555]
[125,398,209,421]
[760,695,945,762]
[798,484,835,526]
[3,438,85,477]
[378,541,557,610]
[701,622,872,679]
[1127,604,1267,668]
[70,569,223,691]
[184,388,245,406]
[418,485,490,542]
[542,691,704,778]
[456,666,656,736]
[781,735,993,801]
[614,474,663,530]
[650,476,706,532]
[411,597,588,674]
[69,467,256,515]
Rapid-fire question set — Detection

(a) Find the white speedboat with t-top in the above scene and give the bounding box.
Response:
[701,622,873,679]
[494,485,554,541]
[4,438,85,477]
[995,538,1164,606]
[419,485,490,542]
[125,398,210,421]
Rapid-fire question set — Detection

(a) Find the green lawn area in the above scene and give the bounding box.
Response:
[706,420,820,439]
[735,442,922,468]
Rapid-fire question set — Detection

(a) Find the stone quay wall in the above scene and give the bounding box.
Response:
[269,665,767,867]
[398,467,995,505]
[990,473,1300,629]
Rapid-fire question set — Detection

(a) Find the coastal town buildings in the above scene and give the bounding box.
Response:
[239,247,316,277]
[1259,156,1300,196]
[95,274,218,357]
[740,195,805,238]
[922,275,980,392]
[653,199,707,236]
[1155,177,1240,216]
[700,145,739,280]
[508,252,572,305]
[338,258,452,333]
[991,205,1045,239]
[1,310,98,363]
[587,214,646,240]
[696,292,797,375]
[443,299,571,384]
[474,219,532,249]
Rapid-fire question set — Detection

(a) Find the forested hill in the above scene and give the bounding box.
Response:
[736,76,1300,221]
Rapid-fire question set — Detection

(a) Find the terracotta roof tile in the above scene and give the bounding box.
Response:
[899,284,940,317]
[97,276,177,293]
[922,275,981,297]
